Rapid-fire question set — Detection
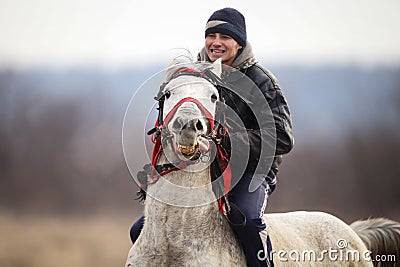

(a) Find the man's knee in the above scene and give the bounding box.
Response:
[130,215,145,244]
[234,200,267,227]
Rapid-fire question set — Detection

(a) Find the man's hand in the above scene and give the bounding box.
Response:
[198,136,211,154]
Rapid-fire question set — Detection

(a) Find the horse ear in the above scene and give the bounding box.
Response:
[211,58,222,78]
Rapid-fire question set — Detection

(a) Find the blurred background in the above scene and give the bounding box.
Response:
[1,0,399,266]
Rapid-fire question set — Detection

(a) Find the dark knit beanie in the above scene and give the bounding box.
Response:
[205,8,247,47]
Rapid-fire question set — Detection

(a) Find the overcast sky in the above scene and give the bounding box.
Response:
[0,0,399,68]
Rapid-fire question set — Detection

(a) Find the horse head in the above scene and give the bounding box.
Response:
[160,59,222,162]
[144,58,226,205]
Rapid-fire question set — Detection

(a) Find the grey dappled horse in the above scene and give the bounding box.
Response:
[126,59,400,267]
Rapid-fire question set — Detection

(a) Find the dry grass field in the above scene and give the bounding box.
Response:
[0,211,134,267]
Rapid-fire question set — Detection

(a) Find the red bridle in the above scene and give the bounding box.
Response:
[145,67,232,216]
[150,96,215,178]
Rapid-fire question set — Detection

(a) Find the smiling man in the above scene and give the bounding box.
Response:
[202,7,249,67]
[205,32,243,66]
[198,7,294,267]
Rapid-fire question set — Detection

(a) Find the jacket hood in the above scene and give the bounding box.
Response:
[197,41,258,70]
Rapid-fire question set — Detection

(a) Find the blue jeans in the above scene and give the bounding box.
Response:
[227,171,272,267]
[130,170,275,267]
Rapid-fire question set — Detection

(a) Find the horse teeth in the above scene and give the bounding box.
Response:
[178,144,196,155]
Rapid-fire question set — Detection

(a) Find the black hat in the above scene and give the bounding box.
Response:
[205,8,247,47]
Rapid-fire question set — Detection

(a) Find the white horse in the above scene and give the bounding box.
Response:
[126,59,400,267]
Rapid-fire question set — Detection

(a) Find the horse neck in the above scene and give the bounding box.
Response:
[141,178,241,265]
[157,152,211,187]
[144,184,225,244]
[144,153,220,229]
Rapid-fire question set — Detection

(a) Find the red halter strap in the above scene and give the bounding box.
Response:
[163,97,215,130]
[145,68,233,217]
[150,97,215,179]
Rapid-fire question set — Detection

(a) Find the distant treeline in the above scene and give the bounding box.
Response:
[0,65,399,222]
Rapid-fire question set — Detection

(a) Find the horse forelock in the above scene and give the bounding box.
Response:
[164,57,214,82]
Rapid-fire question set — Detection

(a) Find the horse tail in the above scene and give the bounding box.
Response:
[350,218,400,266]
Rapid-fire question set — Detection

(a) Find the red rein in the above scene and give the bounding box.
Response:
[150,97,215,179]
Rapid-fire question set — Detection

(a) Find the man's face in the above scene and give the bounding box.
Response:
[205,33,243,66]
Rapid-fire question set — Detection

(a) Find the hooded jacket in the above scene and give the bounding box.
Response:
[198,43,294,179]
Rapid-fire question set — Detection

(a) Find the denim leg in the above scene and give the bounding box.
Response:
[228,174,270,267]
[130,214,145,244]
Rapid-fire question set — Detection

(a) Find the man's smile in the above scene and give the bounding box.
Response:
[210,48,226,57]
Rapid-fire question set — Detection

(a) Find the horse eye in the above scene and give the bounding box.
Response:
[165,91,171,99]
[211,94,218,103]
[172,119,181,130]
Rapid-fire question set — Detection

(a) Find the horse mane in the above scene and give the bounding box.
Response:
[351,217,400,266]
[164,54,213,82]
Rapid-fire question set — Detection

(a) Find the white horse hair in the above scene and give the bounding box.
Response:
[126,58,400,267]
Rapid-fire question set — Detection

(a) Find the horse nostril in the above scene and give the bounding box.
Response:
[211,94,218,103]
[195,119,203,132]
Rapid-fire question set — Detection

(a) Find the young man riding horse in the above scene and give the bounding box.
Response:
[197,8,294,267]
[130,7,294,267]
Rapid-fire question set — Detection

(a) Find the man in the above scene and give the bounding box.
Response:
[197,7,294,267]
